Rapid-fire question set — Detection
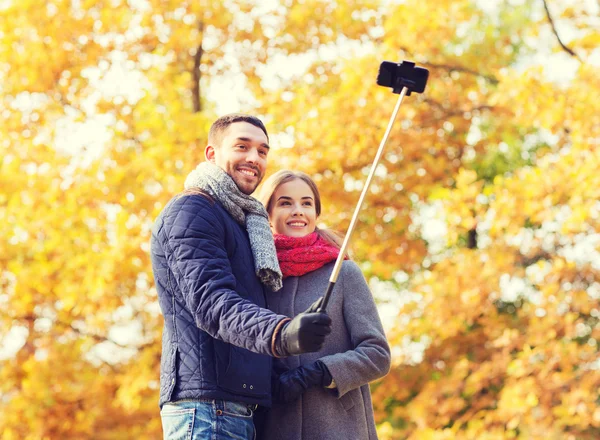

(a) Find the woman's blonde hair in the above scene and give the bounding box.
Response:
[257,170,348,253]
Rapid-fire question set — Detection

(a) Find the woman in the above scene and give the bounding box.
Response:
[256,170,391,440]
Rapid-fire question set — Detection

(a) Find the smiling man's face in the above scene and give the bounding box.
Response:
[205,122,270,195]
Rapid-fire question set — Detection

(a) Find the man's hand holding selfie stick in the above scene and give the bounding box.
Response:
[273,297,331,357]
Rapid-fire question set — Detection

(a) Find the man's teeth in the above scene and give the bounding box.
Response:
[240,169,256,176]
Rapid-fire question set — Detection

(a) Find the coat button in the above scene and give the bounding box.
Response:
[243,384,247,388]
[250,385,253,390]
[216,410,223,416]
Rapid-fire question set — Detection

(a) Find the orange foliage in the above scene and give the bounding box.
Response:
[1,0,598,438]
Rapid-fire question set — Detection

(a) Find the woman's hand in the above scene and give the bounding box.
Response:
[272,360,332,403]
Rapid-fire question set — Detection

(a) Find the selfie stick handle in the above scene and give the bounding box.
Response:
[319,86,409,313]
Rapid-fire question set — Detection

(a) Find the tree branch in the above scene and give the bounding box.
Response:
[67,323,152,350]
[423,98,495,115]
[542,0,582,63]
[5,313,153,351]
[398,46,499,84]
[467,227,478,249]
[419,102,495,127]
[192,21,204,113]
[421,61,499,85]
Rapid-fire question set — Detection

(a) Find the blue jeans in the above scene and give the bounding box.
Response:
[160,399,256,440]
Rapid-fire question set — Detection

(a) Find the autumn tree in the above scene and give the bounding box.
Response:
[371,1,598,439]
[0,0,381,438]
[256,0,599,438]
[1,0,598,439]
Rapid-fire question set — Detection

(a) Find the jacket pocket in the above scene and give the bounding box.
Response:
[216,344,270,398]
[340,391,355,411]
[160,343,178,403]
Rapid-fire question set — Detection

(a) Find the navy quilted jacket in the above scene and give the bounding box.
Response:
[150,193,288,408]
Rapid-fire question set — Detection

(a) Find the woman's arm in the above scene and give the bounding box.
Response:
[318,260,391,398]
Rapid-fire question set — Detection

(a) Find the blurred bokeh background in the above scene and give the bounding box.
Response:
[1,0,599,438]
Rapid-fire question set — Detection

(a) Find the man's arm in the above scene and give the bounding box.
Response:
[163,194,285,355]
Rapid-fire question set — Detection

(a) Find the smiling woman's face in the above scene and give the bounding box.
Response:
[269,178,317,237]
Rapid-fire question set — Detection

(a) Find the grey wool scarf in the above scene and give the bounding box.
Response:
[184,161,283,292]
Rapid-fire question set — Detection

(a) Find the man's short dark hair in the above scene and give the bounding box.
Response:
[208,113,269,147]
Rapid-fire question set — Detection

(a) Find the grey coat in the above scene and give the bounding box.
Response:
[260,260,391,440]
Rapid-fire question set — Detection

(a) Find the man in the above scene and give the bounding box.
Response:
[150,114,332,439]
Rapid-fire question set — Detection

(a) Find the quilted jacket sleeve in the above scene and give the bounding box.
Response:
[163,195,286,355]
[319,261,391,398]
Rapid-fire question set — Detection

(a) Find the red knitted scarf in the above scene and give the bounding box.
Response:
[274,232,346,278]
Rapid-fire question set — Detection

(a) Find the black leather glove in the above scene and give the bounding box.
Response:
[275,297,332,356]
[272,360,333,404]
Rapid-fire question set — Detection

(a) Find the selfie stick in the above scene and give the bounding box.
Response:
[319,61,429,313]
